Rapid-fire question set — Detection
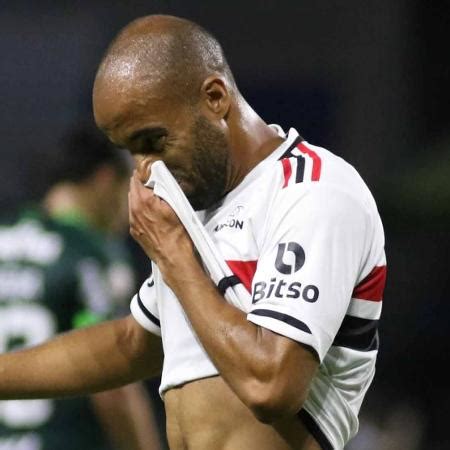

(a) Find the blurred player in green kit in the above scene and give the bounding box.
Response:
[0,125,164,450]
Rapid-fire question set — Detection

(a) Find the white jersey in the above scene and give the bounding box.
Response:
[131,126,386,450]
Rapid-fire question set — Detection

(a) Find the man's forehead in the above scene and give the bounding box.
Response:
[94,77,169,128]
[95,49,170,95]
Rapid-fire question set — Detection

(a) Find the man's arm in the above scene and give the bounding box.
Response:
[0,314,163,399]
[163,260,318,423]
[129,174,318,423]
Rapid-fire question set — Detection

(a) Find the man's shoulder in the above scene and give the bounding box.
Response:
[215,132,379,232]
[269,139,377,212]
[276,139,361,186]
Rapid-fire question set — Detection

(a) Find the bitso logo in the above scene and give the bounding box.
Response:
[275,242,305,274]
[251,241,319,304]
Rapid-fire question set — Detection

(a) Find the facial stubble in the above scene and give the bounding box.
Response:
[186,116,230,211]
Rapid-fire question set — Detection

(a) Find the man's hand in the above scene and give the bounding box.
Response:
[128,171,194,271]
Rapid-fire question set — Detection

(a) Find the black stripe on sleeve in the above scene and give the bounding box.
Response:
[137,293,161,328]
[250,309,312,334]
[332,315,379,351]
[217,275,241,295]
[298,409,334,450]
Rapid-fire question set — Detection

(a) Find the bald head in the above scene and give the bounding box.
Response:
[94,14,236,106]
[92,14,279,210]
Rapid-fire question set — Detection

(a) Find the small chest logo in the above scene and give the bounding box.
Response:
[214,219,244,232]
[213,205,245,232]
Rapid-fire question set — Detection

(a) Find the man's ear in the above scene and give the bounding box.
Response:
[199,76,230,120]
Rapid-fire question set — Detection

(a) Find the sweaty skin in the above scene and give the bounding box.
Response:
[93,15,321,450]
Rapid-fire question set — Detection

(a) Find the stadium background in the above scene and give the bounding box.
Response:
[0,1,448,449]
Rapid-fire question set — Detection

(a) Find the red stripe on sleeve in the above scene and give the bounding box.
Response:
[297,143,322,181]
[281,158,292,188]
[225,260,258,293]
[352,266,387,302]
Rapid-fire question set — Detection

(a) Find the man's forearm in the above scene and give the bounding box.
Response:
[0,315,162,400]
[162,259,266,381]
[160,256,315,421]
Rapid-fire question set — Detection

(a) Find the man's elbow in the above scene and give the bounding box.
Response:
[244,381,307,424]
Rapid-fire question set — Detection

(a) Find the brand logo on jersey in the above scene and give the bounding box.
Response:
[252,242,318,303]
[214,219,244,232]
[252,278,319,303]
[213,205,245,232]
[275,242,305,274]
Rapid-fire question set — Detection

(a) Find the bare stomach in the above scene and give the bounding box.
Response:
[164,376,322,450]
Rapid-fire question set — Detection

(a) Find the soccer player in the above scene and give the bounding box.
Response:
[0,15,386,450]
[0,125,163,450]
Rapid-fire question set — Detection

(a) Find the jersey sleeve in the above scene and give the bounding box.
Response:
[130,270,161,336]
[247,184,372,361]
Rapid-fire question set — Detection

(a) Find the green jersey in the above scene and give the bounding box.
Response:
[0,207,135,450]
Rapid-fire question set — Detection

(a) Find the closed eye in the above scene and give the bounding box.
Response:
[128,127,168,155]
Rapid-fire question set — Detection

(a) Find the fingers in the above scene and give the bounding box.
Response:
[128,170,180,228]
[128,171,162,239]
[127,170,192,263]
[136,155,153,183]
[129,171,153,208]
[129,170,145,198]
[129,171,146,234]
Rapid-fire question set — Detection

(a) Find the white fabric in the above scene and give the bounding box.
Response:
[130,126,386,449]
[146,160,251,312]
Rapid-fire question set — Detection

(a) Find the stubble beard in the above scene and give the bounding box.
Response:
[187,115,230,211]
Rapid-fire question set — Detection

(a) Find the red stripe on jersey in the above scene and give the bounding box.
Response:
[225,260,258,293]
[281,158,292,188]
[297,143,322,181]
[352,266,387,302]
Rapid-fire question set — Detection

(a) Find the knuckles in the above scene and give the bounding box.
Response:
[129,223,141,238]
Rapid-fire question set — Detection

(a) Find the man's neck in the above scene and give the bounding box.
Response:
[226,98,285,191]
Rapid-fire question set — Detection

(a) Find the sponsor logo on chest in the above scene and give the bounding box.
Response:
[213,205,245,233]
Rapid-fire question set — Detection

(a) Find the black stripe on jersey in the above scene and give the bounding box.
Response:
[217,275,241,295]
[295,155,305,183]
[332,315,379,351]
[278,135,303,160]
[298,409,334,450]
[137,292,161,328]
[250,309,312,334]
[278,135,306,185]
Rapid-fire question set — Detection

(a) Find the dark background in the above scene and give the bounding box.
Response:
[1,1,449,449]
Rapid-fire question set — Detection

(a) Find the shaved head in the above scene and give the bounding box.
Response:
[92,15,268,211]
[95,14,235,105]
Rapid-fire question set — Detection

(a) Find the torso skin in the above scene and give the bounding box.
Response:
[164,376,321,450]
